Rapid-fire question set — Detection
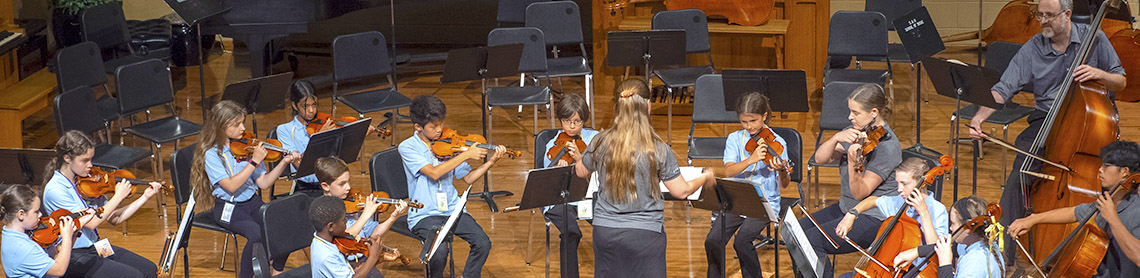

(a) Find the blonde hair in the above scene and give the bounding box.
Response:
[590,79,663,203]
[191,100,247,208]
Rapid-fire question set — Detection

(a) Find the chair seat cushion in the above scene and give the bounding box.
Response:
[807,155,840,168]
[954,103,1036,125]
[125,116,202,144]
[336,89,412,115]
[688,137,727,160]
[391,214,420,240]
[654,66,715,88]
[823,69,888,85]
[536,56,591,78]
[93,144,150,170]
[858,43,910,64]
[191,211,234,234]
[96,95,120,122]
[487,85,551,107]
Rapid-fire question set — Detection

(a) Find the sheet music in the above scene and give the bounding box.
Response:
[427,184,471,261]
[720,177,778,220]
[781,209,823,278]
[162,191,196,272]
[584,166,703,200]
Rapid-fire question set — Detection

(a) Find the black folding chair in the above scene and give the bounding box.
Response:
[652,9,717,141]
[79,2,157,74]
[686,74,738,165]
[499,0,549,25]
[863,0,923,64]
[806,81,870,207]
[824,11,893,92]
[54,41,120,141]
[170,144,241,276]
[331,31,412,147]
[525,1,595,125]
[950,41,1034,181]
[486,27,554,140]
[53,86,150,172]
[257,194,314,277]
[369,148,424,243]
[115,58,202,182]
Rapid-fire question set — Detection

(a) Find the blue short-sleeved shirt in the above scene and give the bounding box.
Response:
[276,117,318,184]
[347,213,381,238]
[311,234,354,278]
[2,228,54,278]
[42,171,105,249]
[204,145,266,202]
[874,193,950,239]
[723,129,789,214]
[954,241,1005,278]
[399,132,472,229]
[541,129,599,212]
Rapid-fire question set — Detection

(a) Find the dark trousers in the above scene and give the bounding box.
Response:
[545,204,583,278]
[788,203,883,278]
[212,197,289,278]
[593,226,667,278]
[998,111,1045,266]
[413,213,491,278]
[63,245,158,278]
[705,212,768,278]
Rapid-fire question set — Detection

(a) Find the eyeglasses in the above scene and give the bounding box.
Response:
[560,119,584,126]
[1034,11,1064,21]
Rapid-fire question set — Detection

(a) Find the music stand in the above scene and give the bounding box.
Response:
[160,0,230,121]
[605,30,686,84]
[220,72,293,136]
[0,148,54,185]
[923,57,1001,199]
[892,6,946,156]
[511,166,589,277]
[160,191,197,277]
[291,118,372,178]
[425,185,473,278]
[721,69,810,113]
[781,205,826,278]
[689,178,776,278]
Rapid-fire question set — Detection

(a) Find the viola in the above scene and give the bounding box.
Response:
[306,112,394,138]
[744,126,787,166]
[901,203,1002,278]
[229,131,289,162]
[547,132,587,167]
[31,207,104,248]
[76,168,166,198]
[853,125,886,172]
[332,237,412,266]
[431,128,522,160]
[343,189,423,214]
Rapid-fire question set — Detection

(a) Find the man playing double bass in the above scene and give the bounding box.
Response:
[1008,141,1140,276]
[966,0,1126,265]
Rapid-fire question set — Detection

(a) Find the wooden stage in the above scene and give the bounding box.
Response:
[7,41,1140,278]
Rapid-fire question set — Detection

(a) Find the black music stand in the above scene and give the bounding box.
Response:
[220,72,293,136]
[291,118,372,178]
[892,6,946,156]
[512,166,589,277]
[721,69,811,113]
[923,57,1000,200]
[0,148,54,185]
[439,44,524,212]
[161,0,230,121]
[695,178,776,278]
[605,30,686,85]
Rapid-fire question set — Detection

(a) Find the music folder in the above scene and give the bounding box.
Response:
[292,118,372,178]
[781,209,824,278]
[721,69,810,113]
[892,6,945,64]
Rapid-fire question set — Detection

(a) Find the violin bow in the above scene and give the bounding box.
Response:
[964,123,1071,172]
[1011,235,1049,278]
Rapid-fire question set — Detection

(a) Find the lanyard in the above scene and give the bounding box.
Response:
[59,170,98,237]
[218,148,239,202]
[414,131,443,191]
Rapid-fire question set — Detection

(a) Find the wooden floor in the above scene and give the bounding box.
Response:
[10,41,1140,278]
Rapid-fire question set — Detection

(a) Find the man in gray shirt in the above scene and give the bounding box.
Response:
[967,0,1126,264]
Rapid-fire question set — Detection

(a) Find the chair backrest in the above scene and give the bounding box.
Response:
[115,58,174,115]
[498,0,549,24]
[652,9,711,54]
[332,31,393,82]
[525,1,584,47]
[827,11,889,58]
[984,41,1023,73]
[901,145,946,201]
[80,2,130,50]
[692,74,738,124]
[864,0,923,31]
[770,127,803,184]
[259,194,314,259]
[53,87,107,136]
[370,148,409,199]
[488,27,549,74]
[820,81,868,131]
[55,41,108,92]
[534,128,560,169]
[170,144,197,206]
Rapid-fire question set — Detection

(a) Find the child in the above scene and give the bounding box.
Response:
[573,79,715,277]
[191,100,300,278]
[399,95,506,277]
[41,130,163,278]
[794,84,902,278]
[309,195,386,278]
[315,156,409,240]
[2,184,79,277]
[542,93,596,278]
[893,196,1005,278]
[705,92,789,278]
[276,80,330,194]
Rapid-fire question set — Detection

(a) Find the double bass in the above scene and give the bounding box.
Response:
[1021,0,1124,263]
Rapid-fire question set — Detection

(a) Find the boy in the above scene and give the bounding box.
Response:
[315,156,408,240]
[309,195,385,278]
[398,95,506,277]
[543,93,596,278]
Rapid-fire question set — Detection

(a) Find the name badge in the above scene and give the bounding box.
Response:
[436,192,449,212]
[94,238,115,258]
[220,202,235,224]
[577,200,593,220]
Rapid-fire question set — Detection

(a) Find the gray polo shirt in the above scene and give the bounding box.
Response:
[1074,194,1140,277]
[838,124,902,221]
[582,136,682,233]
[991,22,1125,112]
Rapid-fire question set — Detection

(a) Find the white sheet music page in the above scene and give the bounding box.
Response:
[782,209,822,278]
[427,184,471,261]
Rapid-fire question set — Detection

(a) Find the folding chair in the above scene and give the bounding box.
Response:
[525,1,595,126]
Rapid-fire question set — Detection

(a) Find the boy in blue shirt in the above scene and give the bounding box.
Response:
[542,93,597,278]
[310,195,386,278]
[399,95,506,278]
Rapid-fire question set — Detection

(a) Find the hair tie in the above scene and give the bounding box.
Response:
[620,89,635,98]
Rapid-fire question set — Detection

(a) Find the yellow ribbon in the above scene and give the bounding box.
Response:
[985,215,1005,252]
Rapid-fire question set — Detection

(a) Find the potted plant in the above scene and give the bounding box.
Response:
[50,0,118,47]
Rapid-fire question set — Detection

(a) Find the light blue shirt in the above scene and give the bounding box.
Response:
[541,129,599,213]
[874,193,950,239]
[276,117,319,184]
[347,213,380,238]
[954,241,1005,278]
[311,234,354,278]
[42,171,104,249]
[723,129,789,214]
[2,228,54,278]
[399,132,471,229]
[204,145,266,202]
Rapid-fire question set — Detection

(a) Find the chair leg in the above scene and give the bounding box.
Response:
[666,87,674,144]
[1002,124,1010,182]
[155,143,166,216]
[525,209,535,265]
[232,234,240,278]
[586,74,594,128]
[220,234,230,270]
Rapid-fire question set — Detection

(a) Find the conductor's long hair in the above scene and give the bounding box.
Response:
[191,100,247,208]
[589,79,662,204]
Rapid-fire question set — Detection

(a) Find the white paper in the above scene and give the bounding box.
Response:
[162,192,196,273]
[782,209,823,278]
[585,166,704,200]
[427,185,471,261]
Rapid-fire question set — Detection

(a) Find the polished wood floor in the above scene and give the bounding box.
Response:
[9,41,1140,278]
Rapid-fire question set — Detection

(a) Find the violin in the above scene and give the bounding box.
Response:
[1035,174,1140,277]
[76,168,166,198]
[332,237,412,266]
[229,131,289,162]
[744,126,787,166]
[853,125,886,172]
[431,128,522,160]
[344,189,423,214]
[852,155,953,278]
[31,207,104,248]
[547,132,587,167]
[900,203,1002,278]
[306,112,394,138]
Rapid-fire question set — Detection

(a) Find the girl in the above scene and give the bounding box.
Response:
[893,196,1005,278]
[705,92,789,278]
[2,184,79,277]
[41,130,163,278]
[191,100,300,278]
[574,79,715,277]
[314,156,408,241]
[543,93,597,278]
[276,80,331,194]
[792,84,902,278]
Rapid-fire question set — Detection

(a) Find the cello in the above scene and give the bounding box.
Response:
[942,0,1041,45]
[1035,174,1140,277]
[1020,0,1124,263]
